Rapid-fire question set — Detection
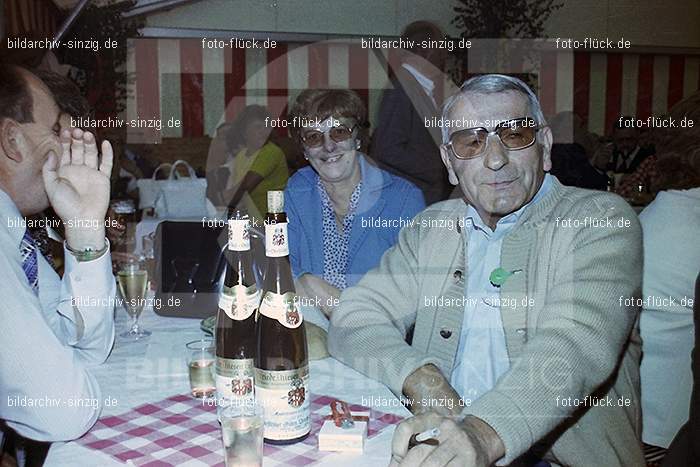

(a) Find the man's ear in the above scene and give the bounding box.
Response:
[540,126,553,172]
[0,119,24,163]
[439,144,459,185]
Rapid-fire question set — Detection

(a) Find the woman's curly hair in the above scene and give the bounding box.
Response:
[288,88,367,144]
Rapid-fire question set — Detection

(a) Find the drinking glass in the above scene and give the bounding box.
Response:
[109,199,137,251]
[141,232,156,279]
[117,260,151,339]
[221,401,264,467]
[186,338,216,399]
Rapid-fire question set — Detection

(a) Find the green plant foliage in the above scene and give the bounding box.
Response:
[58,0,143,116]
[449,0,563,85]
[452,0,563,39]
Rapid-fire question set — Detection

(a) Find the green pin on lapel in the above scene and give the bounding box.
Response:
[489,267,513,287]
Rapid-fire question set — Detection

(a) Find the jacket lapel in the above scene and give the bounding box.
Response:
[498,221,538,362]
[414,203,467,374]
[394,68,442,144]
[348,157,388,260]
[290,170,325,273]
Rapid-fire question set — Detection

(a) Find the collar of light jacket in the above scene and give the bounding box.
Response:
[401,63,435,97]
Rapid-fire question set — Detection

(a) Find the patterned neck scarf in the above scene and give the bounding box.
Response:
[317,177,362,290]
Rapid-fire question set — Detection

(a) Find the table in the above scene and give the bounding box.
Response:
[44,301,409,466]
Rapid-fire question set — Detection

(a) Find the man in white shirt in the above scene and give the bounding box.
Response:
[0,65,116,446]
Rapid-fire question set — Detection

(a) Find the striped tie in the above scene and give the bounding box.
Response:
[20,229,39,295]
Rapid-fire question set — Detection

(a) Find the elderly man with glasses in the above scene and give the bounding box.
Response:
[329,74,645,466]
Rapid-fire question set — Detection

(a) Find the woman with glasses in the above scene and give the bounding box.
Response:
[285,89,425,325]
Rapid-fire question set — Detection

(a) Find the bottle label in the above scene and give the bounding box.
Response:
[255,366,310,441]
[219,284,260,321]
[258,291,303,329]
[265,222,289,257]
[215,357,254,404]
[228,218,251,251]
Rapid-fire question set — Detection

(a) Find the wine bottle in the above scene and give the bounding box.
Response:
[215,211,259,409]
[255,191,310,444]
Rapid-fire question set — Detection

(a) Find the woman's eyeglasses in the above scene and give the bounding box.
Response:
[301,125,356,148]
[443,117,541,160]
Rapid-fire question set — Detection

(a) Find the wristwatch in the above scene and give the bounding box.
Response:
[65,238,110,262]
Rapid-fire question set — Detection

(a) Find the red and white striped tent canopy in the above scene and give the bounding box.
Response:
[125,37,700,143]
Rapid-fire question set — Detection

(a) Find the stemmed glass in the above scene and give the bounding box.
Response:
[117,259,151,339]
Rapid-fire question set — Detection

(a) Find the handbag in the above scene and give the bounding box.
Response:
[136,163,172,210]
[154,160,208,218]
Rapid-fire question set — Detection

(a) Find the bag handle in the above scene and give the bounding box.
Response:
[151,163,173,180]
[169,160,197,179]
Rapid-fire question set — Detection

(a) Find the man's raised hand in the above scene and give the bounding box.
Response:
[42,128,113,251]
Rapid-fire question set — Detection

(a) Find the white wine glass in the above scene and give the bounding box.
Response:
[117,260,151,339]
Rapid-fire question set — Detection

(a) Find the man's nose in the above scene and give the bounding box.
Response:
[482,134,509,170]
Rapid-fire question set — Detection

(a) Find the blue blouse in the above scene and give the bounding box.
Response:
[285,154,426,288]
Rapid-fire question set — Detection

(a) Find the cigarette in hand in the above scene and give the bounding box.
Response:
[408,427,440,448]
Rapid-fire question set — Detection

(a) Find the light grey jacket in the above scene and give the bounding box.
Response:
[329,178,645,466]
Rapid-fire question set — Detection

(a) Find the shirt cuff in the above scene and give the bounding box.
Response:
[60,240,116,344]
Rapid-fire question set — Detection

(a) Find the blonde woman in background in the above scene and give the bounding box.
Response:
[220,105,288,220]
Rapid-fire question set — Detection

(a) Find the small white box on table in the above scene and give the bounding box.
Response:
[318,410,370,453]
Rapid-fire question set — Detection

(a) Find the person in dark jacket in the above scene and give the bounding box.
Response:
[661,272,699,467]
[370,21,452,205]
[548,111,608,190]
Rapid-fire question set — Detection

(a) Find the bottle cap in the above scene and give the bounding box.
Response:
[267,191,284,213]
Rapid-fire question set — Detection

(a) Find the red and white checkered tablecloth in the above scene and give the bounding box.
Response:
[77,393,404,466]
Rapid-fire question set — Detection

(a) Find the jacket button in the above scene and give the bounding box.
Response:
[453,270,463,283]
[440,329,452,339]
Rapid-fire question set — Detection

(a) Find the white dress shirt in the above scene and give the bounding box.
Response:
[639,188,700,447]
[401,63,437,108]
[0,189,116,442]
[451,174,553,402]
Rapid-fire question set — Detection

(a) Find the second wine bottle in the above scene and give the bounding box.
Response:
[255,191,310,444]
